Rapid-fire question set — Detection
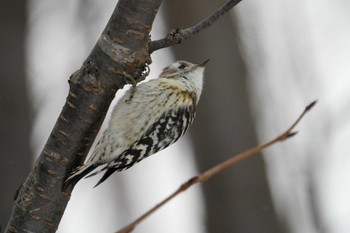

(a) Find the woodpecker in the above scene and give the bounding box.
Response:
[64,59,209,189]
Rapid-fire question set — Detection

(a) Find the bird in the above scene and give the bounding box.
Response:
[64,59,209,189]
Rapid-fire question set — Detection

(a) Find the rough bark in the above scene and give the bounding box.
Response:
[5,1,161,232]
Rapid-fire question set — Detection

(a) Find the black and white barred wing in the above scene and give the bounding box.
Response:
[93,103,196,186]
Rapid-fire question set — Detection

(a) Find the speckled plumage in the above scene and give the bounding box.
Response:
[64,60,207,188]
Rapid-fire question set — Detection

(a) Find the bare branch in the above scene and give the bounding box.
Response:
[116,101,317,233]
[150,0,242,52]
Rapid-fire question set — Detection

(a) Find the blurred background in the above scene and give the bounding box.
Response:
[1,0,350,232]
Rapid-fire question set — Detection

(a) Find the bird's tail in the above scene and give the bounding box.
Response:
[62,163,98,191]
[93,167,118,188]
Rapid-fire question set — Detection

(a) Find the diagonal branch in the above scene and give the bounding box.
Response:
[150,0,242,53]
[116,101,317,233]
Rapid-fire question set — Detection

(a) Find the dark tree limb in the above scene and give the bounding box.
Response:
[5,1,162,232]
[149,0,242,52]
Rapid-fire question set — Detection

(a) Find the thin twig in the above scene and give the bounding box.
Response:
[115,101,317,233]
[149,0,242,53]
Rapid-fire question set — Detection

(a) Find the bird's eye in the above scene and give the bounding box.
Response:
[178,64,187,69]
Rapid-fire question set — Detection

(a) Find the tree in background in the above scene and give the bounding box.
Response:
[0,1,31,230]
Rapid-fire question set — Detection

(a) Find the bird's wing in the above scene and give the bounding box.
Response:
[92,101,196,187]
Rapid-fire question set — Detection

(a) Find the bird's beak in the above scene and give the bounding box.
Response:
[199,59,210,67]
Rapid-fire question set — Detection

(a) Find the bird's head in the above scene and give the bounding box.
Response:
[159,59,209,79]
